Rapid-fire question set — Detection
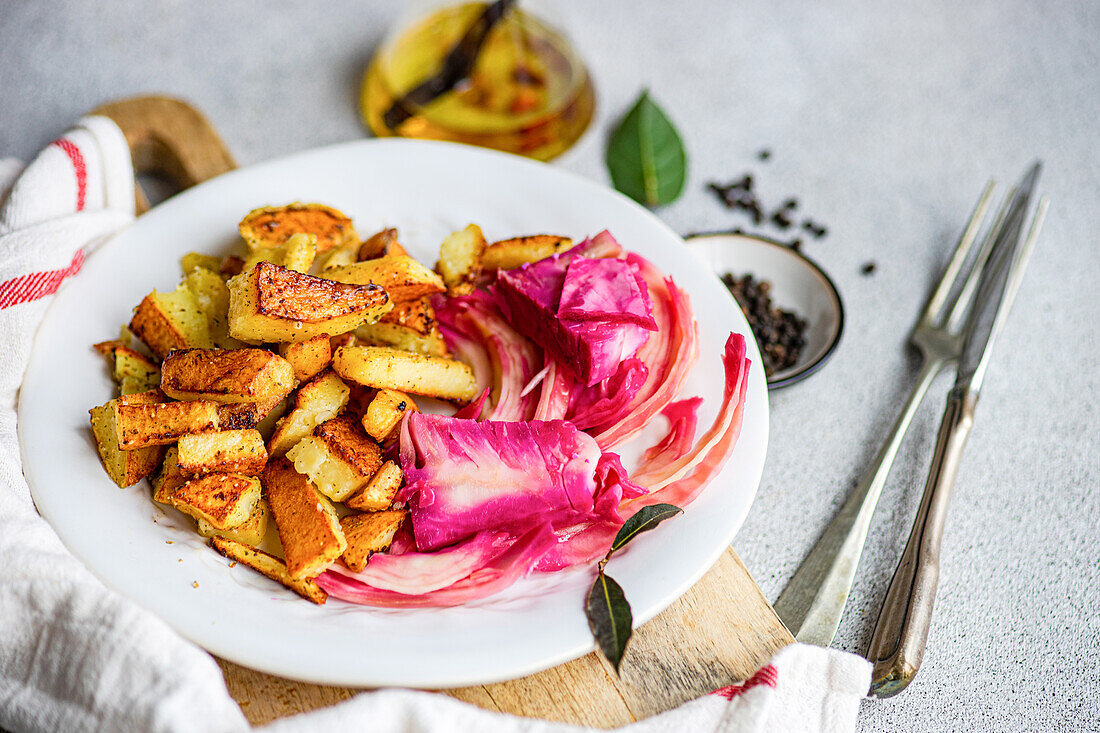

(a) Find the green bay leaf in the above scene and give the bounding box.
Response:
[610,503,683,554]
[585,571,633,673]
[606,90,687,208]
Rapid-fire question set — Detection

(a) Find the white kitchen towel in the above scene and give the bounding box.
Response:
[0,118,871,733]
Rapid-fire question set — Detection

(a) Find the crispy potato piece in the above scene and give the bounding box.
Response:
[239,203,357,253]
[221,256,245,277]
[114,399,219,449]
[436,224,486,296]
[354,322,449,358]
[151,446,185,504]
[177,429,268,476]
[286,415,382,502]
[196,498,269,547]
[211,537,327,604]
[278,335,332,383]
[356,228,407,261]
[333,345,478,402]
[227,262,391,343]
[215,396,284,431]
[315,246,358,271]
[379,296,436,336]
[483,235,575,271]
[262,458,346,579]
[184,266,245,349]
[267,370,351,456]
[340,510,406,572]
[242,232,318,274]
[90,391,167,488]
[323,255,445,302]
[180,252,223,276]
[362,389,418,442]
[129,281,213,359]
[96,342,162,395]
[161,348,296,405]
[170,473,261,530]
[345,460,404,512]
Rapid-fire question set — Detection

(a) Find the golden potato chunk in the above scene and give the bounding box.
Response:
[262,458,346,579]
[267,370,350,456]
[379,296,436,336]
[177,429,268,476]
[482,234,574,270]
[354,322,449,358]
[95,342,161,395]
[210,537,327,604]
[239,202,357,253]
[196,499,270,548]
[151,446,185,504]
[129,281,213,359]
[160,348,296,405]
[362,389,418,442]
[356,227,407,261]
[215,396,284,431]
[436,224,486,296]
[227,262,391,343]
[180,252,223,276]
[114,399,219,449]
[242,232,318,274]
[322,255,445,302]
[345,460,404,512]
[170,473,262,530]
[333,346,478,403]
[89,391,166,488]
[286,415,383,502]
[278,335,332,383]
[184,265,245,350]
[340,510,406,572]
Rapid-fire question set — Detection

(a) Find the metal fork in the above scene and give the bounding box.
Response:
[773,181,1012,645]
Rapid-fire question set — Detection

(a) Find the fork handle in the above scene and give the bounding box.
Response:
[867,385,976,697]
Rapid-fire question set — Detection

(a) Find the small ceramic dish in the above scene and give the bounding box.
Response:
[686,233,844,389]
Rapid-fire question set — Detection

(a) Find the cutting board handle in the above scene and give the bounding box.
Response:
[91,95,237,213]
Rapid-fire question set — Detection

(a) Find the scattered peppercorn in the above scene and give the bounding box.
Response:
[721,272,807,377]
[758,149,772,161]
[861,261,877,275]
[802,219,828,238]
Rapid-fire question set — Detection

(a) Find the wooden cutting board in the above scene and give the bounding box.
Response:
[93,95,794,729]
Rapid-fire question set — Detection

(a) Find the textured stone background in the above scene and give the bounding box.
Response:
[2,1,1098,729]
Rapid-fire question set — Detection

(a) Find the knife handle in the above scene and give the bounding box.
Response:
[867,385,976,697]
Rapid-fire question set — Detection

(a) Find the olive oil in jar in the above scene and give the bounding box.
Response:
[361,2,595,161]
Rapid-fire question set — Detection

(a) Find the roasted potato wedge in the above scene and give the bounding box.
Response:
[215,396,284,431]
[211,537,327,604]
[333,345,478,403]
[227,262,391,343]
[114,399,219,450]
[241,232,317,274]
[170,473,262,530]
[161,348,296,405]
[180,252,223,276]
[362,389,418,442]
[151,446,185,504]
[322,255,445,302]
[286,415,383,502]
[129,281,213,359]
[184,265,245,350]
[267,370,351,456]
[482,234,574,271]
[239,203,357,253]
[356,227,407,261]
[353,322,449,358]
[177,429,268,476]
[262,458,346,579]
[96,342,161,395]
[90,391,167,488]
[339,510,406,572]
[196,498,270,547]
[278,335,332,383]
[436,224,486,296]
[378,296,436,336]
[345,460,404,512]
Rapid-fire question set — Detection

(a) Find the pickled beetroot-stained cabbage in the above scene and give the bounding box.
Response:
[399,413,640,551]
[494,245,655,387]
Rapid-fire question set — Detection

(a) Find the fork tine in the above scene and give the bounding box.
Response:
[922,181,996,325]
[945,184,1018,330]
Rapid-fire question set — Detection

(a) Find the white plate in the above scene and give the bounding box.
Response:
[19,139,769,688]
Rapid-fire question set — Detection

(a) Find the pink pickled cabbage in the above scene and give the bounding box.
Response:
[494,238,654,387]
[641,397,703,466]
[398,413,638,551]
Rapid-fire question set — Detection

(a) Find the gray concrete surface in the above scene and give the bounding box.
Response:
[2,1,1098,730]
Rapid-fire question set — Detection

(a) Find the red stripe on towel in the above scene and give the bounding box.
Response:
[0,249,85,310]
[712,664,779,699]
[52,138,87,212]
